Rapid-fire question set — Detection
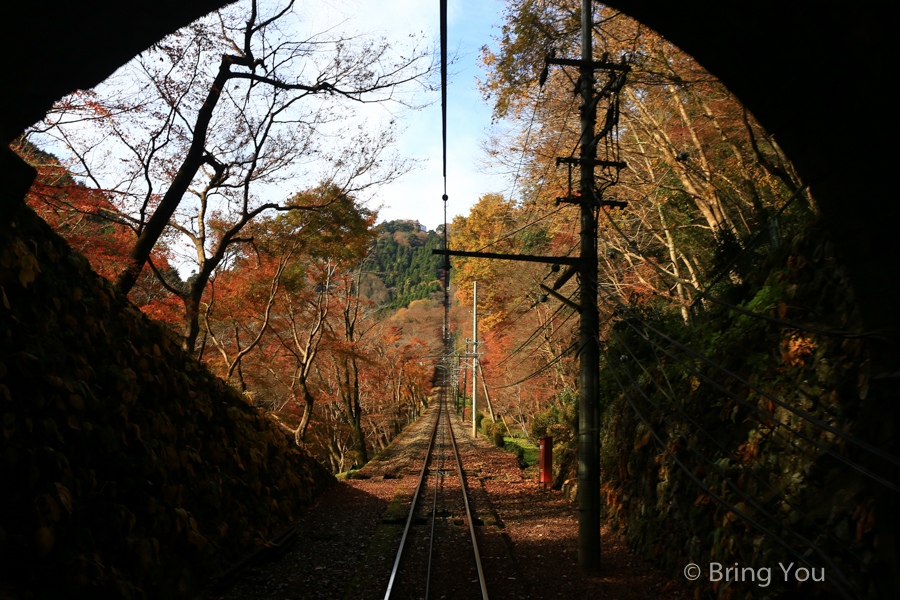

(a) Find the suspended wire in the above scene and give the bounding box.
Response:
[495,302,577,370]
[595,282,900,490]
[439,0,448,191]
[605,343,856,591]
[439,0,452,365]
[486,341,580,389]
[472,95,580,255]
[687,183,806,301]
[600,348,857,599]
[506,85,544,209]
[438,13,878,590]
[474,205,569,253]
[594,257,900,468]
[609,326,866,566]
[479,291,563,357]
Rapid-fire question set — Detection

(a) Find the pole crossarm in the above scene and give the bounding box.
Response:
[552,263,578,290]
[539,284,581,312]
[547,58,631,72]
[555,156,627,170]
[556,195,628,209]
[432,249,580,266]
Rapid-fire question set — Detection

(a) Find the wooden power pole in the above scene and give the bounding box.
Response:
[435,0,628,573]
[576,0,601,570]
[471,280,478,437]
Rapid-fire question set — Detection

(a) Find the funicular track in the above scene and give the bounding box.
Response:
[383,392,489,600]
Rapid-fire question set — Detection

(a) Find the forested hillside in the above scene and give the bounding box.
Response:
[12,138,443,476]
[2,3,445,594]
[366,220,445,311]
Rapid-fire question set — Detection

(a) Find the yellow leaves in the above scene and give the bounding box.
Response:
[781,332,814,367]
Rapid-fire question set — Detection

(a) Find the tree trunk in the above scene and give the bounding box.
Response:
[658,205,690,323]
[346,357,368,464]
[115,55,245,294]
[295,383,316,443]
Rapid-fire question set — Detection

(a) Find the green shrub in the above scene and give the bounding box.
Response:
[475,412,487,433]
[490,423,505,447]
[530,410,556,439]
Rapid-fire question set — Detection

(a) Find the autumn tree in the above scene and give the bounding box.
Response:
[476,1,808,320]
[10,137,183,321]
[451,0,813,432]
[201,188,375,442]
[25,0,433,350]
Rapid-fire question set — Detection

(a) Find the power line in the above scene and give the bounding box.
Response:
[474,205,569,253]
[486,341,580,389]
[608,326,866,566]
[472,91,580,257]
[596,282,900,491]
[600,348,857,600]
[495,295,574,367]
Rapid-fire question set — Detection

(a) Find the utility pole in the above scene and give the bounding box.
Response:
[433,0,627,574]
[461,342,469,416]
[472,280,479,437]
[577,0,601,571]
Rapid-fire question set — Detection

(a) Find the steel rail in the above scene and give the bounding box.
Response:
[383,400,443,600]
[424,400,447,599]
[446,405,490,599]
[383,393,489,600]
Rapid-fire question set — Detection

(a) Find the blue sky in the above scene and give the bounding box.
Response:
[335,0,510,231]
[32,0,510,238]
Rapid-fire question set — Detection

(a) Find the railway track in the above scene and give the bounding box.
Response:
[383,393,490,600]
